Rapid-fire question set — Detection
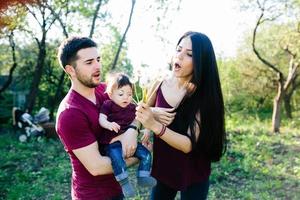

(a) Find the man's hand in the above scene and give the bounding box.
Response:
[140,129,152,151]
[110,128,138,158]
[151,107,176,126]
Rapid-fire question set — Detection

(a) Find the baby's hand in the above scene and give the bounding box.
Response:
[109,122,121,133]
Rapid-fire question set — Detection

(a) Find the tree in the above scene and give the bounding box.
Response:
[45,0,110,119]
[111,0,136,70]
[101,26,133,80]
[249,0,300,132]
[0,4,27,95]
[0,32,17,95]
[21,0,57,113]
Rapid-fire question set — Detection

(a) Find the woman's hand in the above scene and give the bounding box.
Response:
[136,102,159,130]
[151,107,176,126]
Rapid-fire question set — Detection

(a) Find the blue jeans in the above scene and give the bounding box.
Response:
[105,141,152,181]
[151,179,209,200]
[110,194,124,200]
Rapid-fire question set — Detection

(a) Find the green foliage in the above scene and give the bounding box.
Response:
[218,58,274,114]
[234,0,300,119]
[0,92,13,124]
[209,113,300,199]
[69,0,109,18]
[0,132,70,200]
[101,26,133,81]
[0,44,13,74]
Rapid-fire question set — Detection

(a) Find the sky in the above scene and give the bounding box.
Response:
[22,0,255,75]
[108,0,255,71]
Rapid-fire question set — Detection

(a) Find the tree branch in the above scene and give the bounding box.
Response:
[0,31,18,94]
[89,0,103,38]
[111,0,136,70]
[252,7,282,75]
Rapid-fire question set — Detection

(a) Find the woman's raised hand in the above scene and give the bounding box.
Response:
[136,102,158,130]
[151,107,176,126]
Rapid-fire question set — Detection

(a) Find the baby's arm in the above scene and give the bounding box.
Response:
[99,113,120,133]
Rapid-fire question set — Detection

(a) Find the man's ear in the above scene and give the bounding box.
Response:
[65,65,75,77]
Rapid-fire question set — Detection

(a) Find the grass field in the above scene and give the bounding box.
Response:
[0,113,299,200]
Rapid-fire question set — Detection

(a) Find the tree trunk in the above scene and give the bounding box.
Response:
[283,93,292,119]
[89,0,103,38]
[0,32,17,95]
[283,75,299,119]
[49,72,65,120]
[26,34,46,113]
[272,79,284,133]
[111,0,136,70]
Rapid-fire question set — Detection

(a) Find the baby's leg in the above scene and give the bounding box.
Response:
[134,143,157,187]
[106,141,135,197]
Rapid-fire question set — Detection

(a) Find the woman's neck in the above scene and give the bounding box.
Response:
[176,76,192,88]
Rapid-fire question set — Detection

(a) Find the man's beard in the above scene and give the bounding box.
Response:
[76,71,100,88]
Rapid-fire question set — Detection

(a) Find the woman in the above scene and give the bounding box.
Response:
[136,31,226,199]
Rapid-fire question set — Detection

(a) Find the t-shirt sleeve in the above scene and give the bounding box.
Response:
[100,100,111,116]
[57,108,96,151]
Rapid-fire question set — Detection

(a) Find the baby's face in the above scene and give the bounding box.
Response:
[110,85,133,108]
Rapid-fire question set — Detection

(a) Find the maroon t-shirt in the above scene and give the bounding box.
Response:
[100,100,136,144]
[151,85,211,190]
[56,83,122,200]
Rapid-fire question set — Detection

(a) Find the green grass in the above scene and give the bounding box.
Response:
[0,113,299,199]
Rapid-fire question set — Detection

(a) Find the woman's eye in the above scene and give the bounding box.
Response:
[187,53,193,57]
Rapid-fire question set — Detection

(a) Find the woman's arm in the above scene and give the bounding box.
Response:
[136,103,197,153]
[151,122,192,153]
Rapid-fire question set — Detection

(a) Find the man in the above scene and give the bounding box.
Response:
[56,36,138,200]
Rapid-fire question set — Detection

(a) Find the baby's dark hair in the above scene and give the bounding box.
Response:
[106,72,133,94]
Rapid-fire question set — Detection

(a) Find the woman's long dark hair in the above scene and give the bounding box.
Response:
[178,31,226,162]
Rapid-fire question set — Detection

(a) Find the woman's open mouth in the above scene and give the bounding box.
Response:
[174,62,181,70]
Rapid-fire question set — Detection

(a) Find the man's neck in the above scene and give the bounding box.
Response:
[71,83,96,104]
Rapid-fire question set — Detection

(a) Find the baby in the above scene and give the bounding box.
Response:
[99,72,156,198]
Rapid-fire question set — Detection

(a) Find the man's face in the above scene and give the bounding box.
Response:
[72,47,101,88]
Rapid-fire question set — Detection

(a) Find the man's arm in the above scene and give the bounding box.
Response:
[73,141,137,176]
[110,127,138,158]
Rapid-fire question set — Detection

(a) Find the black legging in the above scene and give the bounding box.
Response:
[151,179,209,200]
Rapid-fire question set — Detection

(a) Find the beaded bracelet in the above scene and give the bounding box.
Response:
[156,124,166,137]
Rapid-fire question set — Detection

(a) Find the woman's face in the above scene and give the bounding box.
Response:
[172,36,193,82]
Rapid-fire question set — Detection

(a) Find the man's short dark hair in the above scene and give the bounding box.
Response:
[57,36,97,69]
